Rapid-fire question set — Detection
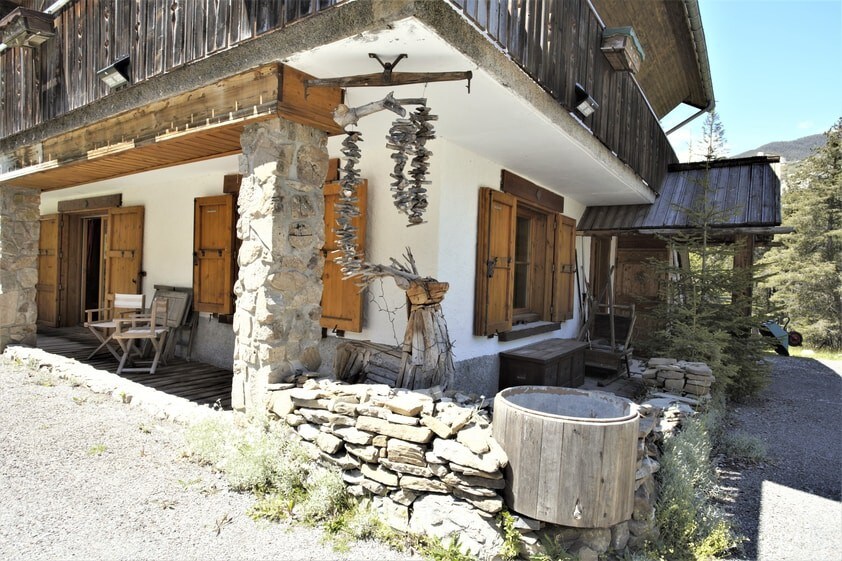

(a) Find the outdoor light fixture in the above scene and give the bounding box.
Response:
[97,56,131,89]
[574,84,598,118]
[0,7,55,48]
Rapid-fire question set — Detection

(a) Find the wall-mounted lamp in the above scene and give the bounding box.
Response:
[574,84,598,118]
[97,56,131,90]
[0,7,55,48]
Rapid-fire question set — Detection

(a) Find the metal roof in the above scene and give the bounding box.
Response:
[578,156,782,233]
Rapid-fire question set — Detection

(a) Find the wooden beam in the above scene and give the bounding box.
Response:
[57,194,122,213]
[305,70,472,90]
[501,170,565,213]
[0,64,343,189]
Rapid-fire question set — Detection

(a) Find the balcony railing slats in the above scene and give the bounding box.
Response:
[0,0,343,140]
[452,0,676,190]
[3,0,675,190]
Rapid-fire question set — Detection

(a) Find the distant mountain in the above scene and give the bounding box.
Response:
[736,133,826,162]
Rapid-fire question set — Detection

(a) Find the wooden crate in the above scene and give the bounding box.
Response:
[499,339,587,391]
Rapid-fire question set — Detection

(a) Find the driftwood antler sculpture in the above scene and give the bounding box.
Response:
[332,92,406,128]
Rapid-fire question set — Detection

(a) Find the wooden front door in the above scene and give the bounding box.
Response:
[104,206,144,297]
[37,215,61,326]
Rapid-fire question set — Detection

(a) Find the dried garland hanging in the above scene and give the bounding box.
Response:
[406,105,437,225]
[335,131,364,278]
[386,104,438,225]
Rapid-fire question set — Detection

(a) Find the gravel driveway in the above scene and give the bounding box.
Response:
[0,357,417,561]
[722,355,842,561]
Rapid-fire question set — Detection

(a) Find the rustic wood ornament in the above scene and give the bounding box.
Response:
[332,96,453,391]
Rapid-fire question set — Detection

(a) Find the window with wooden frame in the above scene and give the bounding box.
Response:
[474,173,576,338]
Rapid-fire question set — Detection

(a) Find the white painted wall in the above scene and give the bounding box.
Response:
[326,107,593,365]
[40,155,241,304]
[39,118,593,370]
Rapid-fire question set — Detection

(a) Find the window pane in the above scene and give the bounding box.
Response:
[515,216,530,261]
[514,215,530,310]
[514,263,528,308]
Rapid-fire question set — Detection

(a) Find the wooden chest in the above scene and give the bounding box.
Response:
[499,339,587,391]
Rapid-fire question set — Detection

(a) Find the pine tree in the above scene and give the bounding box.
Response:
[642,110,769,400]
[760,118,842,349]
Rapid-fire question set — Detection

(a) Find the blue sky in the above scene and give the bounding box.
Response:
[663,0,842,160]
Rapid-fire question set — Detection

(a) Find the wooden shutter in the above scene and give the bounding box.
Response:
[321,180,367,332]
[105,206,144,297]
[36,215,61,327]
[193,194,235,314]
[474,187,516,336]
[552,214,577,322]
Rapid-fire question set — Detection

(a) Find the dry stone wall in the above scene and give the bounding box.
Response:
[0,187,39,351]
[266,375,695,560]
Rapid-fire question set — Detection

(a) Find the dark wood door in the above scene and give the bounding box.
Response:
[36,215,61,327]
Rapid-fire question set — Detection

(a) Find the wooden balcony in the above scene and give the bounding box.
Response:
[1,0,675,190]
[448,0,677,190]
[0,0,347,140]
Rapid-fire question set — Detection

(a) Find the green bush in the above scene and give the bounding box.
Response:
[718,431,767,464]
[653,413,737,560]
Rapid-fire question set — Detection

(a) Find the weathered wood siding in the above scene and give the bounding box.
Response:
[0,0,344,139]
[450,0,677,191]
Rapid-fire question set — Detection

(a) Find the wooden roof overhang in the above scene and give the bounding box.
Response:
[0,63,342,191]
[591,0,713,117]
[578,156,784,238]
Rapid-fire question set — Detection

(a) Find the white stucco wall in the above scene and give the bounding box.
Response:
[39,124,593,372]
[327,118,592,365]
[40,155,241,304]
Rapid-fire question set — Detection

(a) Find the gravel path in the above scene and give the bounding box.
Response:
[722,355,842,561]
[0,357,418,561]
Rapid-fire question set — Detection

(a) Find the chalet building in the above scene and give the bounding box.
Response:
[0,0,783,411]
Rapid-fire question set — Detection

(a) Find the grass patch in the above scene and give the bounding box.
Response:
[87,443,108,456]
[718,431,768,464]
[789,347,842,361]
[652,412,738,561]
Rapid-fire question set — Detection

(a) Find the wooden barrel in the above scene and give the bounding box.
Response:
[493,386,639,528]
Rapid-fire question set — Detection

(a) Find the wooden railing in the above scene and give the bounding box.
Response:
[3,0,676,190]
[0,0,346,140]
[448,0,676,190]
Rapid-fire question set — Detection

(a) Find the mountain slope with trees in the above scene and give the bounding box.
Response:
[736,133,826,161]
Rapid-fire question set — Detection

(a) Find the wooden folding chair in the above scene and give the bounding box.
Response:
[84,293,145,361]
[113,298,170,374]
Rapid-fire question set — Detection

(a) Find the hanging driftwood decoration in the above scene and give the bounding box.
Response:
[335,132,364,277]
[386,102,437,225]
[407,105,437,225]
[330,88,454,390]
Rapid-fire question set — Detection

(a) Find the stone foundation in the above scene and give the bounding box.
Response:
[0,187,40,351]
[232,118,329,412]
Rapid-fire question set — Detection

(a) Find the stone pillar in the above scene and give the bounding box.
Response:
[0,187,40,351]
[232,118,329,412]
